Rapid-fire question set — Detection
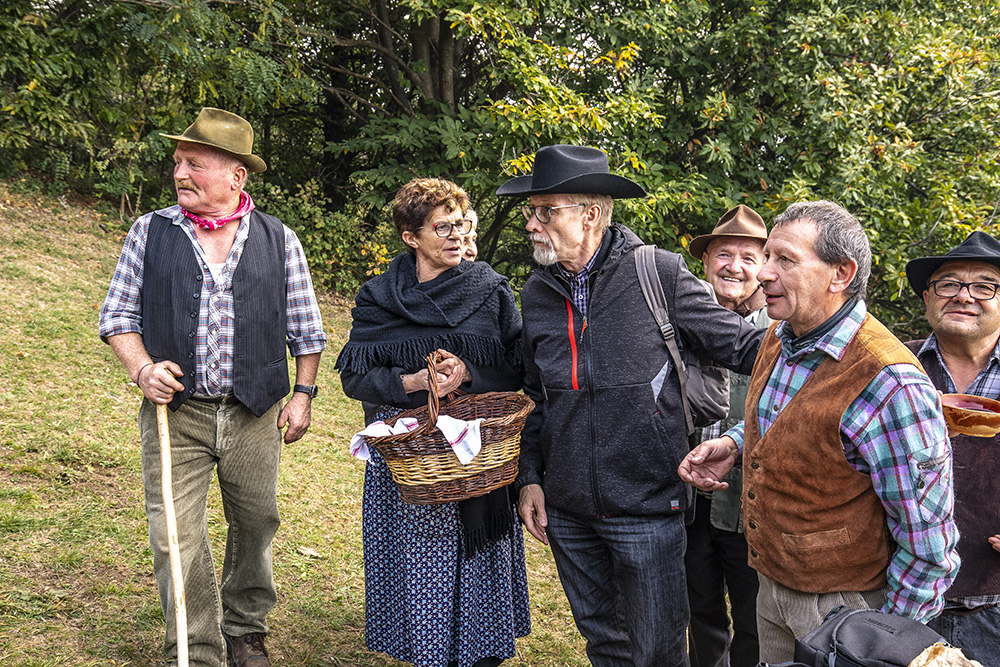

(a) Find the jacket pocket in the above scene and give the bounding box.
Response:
[781,527,850,551]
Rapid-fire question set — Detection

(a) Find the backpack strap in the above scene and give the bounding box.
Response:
[634,245,695,435]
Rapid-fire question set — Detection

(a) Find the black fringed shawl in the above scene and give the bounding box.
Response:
[336,252,523,558]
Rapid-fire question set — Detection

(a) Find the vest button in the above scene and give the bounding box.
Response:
[188,352,194,358]
[188,331,195,338]
[751,461,760,469]
[747,490,756,500]
[190,312,197,318]
[194,293,200,299]
[196,275,203,281]
[750,549,758,558]
[748,520,757,530]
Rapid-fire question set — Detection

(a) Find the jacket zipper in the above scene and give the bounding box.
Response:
[582,312,607,517]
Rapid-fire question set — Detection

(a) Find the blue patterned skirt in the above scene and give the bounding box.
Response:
[362,408,531,667]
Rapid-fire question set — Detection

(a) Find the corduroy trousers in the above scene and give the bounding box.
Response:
[139,396,282,667]
[756,573,889,663]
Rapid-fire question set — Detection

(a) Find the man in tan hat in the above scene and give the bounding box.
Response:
[499,145,764,667]
[99,108,327,667]
[685,205,768,667]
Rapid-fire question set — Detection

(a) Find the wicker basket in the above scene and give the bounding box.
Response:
[364,353,535,505]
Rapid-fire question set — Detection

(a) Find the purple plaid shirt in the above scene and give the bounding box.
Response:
[99,205,327,396]
[726,300,959,621]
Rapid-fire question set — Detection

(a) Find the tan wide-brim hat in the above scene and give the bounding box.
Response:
[160,107,267,173]
[688,204,767,258]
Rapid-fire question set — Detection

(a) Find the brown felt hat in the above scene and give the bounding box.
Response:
[688,204,768,259]
[160,107,267,173]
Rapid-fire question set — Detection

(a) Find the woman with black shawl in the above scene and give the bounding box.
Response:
[336,178,530,667]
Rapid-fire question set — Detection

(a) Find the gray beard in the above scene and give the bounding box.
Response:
[532,237,557,266]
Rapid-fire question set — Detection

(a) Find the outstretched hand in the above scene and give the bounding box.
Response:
[678,437,740,492]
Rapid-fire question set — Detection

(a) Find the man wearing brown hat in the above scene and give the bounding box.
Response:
[99,108,327,667]
[500,145,764,666]
[685,205,768,667]
[905,231,1000,663]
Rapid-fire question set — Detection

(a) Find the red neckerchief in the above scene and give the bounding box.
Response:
[182,191,255,231]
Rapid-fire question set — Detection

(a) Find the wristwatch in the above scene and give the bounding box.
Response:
[293,384,319,398]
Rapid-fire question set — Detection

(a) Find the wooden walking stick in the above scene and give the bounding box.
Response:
[156,402,189,667]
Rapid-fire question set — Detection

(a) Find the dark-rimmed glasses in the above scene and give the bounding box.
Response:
[929,279,1000,300]
[521,203,586,224]
[431,218,473,237]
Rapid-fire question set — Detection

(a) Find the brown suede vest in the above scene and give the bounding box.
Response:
[743,314,921,593]
[907,339,1000,599]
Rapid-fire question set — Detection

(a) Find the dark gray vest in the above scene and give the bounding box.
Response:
[907,339,1000,598]
[142,210,289,417]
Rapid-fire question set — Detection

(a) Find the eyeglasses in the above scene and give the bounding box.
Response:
[430,217,473,237]
[929,279,1000,300]
[521,203,586,224]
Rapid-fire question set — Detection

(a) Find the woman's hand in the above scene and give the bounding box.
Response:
[434,349,470,396]
[400,368,432,394]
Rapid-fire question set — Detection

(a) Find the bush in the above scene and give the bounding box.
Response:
[253,179,392,297]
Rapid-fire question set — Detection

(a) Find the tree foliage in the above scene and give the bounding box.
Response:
[2,0,998,332]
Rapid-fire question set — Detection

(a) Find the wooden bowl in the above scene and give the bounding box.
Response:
[941,393,1000,437]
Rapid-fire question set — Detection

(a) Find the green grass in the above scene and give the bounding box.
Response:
[0,182,587,665]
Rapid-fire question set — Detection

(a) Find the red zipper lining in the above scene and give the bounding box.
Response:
[565,298,579,390]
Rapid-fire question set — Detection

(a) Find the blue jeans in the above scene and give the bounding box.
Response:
[927,603,1000,666]
[546,505,690,667]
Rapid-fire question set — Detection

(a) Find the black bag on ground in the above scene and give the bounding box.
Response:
[794,605,948,667]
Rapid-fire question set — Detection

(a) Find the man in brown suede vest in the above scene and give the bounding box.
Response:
[679,201,959,662]
[905,231,1000,663]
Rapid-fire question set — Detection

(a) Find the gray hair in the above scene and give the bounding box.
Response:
[570,193,614,235]
[772,200,871,299]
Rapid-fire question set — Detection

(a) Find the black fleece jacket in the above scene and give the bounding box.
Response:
[517,224,764,518]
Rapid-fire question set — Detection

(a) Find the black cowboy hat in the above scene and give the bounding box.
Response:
[495,144,646,199]
[905,231,1000,296]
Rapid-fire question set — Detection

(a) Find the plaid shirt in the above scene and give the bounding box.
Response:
[99,205,327,396]
[555,235,604,320]
[726,300,959,621]
[914,334,1000,609]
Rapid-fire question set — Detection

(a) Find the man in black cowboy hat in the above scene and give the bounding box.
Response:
[905,230,1000,663]
[499,145,764,666]
[100,108,327,667]
[685,205,769,667]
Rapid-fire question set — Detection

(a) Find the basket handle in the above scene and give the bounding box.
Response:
[426,351,442,423]
[424,351,464,424]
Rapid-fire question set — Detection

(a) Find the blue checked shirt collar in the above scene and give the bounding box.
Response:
[915,332,1000,404]
[555,235,605,319]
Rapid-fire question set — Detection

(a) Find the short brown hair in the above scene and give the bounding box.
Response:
[393,178,470,239]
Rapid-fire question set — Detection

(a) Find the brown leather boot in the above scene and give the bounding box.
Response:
[224,631,271,667]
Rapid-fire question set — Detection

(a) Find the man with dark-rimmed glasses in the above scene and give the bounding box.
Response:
[905,230,1000,662]
[497,144,764,667]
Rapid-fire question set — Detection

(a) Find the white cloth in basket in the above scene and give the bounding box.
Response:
[350,417,420,461]
[349,415,484,465]
[434,414,485,465]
